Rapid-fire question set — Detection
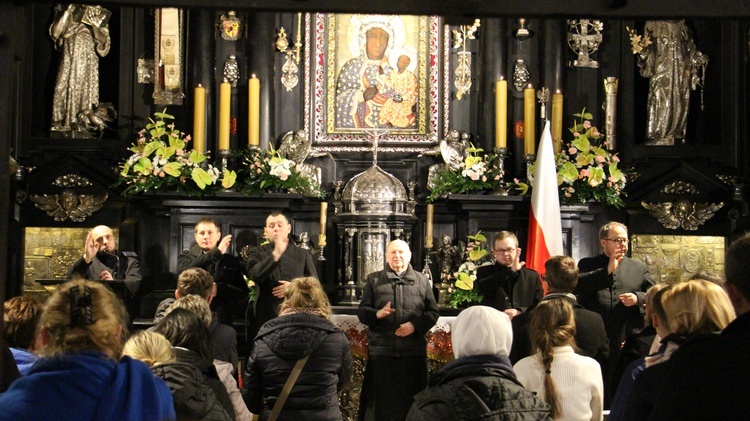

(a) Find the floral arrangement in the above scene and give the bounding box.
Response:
[238,146,325,198]
[556,109,626,208]
[625,26,652,54]
[444,232,493,309]
[426,145,505,202]
[244,275,257,303]
[115,110,236,197]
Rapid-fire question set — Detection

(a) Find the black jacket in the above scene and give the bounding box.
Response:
[67,250,142,296]
[357,265,440,357]
[151,361,233,421]
[245,242,318,329]
[173,347,236,420]
[509,293,609,370]
[649,311,750,420]
[475,264,543,311]
[153,301,238,370]
[242,313,352,421]
[177,243,224,274]
[576,254,654,346]
[406,354,552,421]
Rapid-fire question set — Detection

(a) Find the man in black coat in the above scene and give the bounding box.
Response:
[66,225,142,316]
[475,231,544,318]
[245,212,317,332]
[575,222,653,403]
[177,218,247,325]
[358,239,440,421]
[649,232,750,420]
[509,255,609,371]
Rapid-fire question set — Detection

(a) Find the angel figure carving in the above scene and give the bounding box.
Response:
[278,129,332,186]
[642,199,723,230]
[31,189,108,222]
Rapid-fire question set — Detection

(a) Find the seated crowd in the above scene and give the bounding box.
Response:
[2,224,750,420]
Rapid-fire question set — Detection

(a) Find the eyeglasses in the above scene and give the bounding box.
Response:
[493,248,516,255]
[605,238,629,245]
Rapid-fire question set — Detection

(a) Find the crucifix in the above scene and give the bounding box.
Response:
[364,128,389,166]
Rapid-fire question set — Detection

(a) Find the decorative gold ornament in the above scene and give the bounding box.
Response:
[642,200,724,231]
[31,190,108,222]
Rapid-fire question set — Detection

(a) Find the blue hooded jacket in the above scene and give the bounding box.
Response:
[0,351,176,421]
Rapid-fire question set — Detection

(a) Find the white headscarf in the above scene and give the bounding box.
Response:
[451,306,513,359]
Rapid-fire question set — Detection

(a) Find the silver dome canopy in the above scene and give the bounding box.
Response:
[341,164,409,215]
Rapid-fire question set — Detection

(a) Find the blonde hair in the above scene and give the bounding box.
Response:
[166,294,212,327]
[663,280,736,335]
[644,283,670,326]
[530,299,577,419]
[279,277,331,319]
[123,330,176,367]
[37,280,127,360]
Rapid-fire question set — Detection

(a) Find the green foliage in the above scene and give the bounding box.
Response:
[237,147,326,198]
[426,145,506,202]
[444,231,495,309]
[114,109,235,197]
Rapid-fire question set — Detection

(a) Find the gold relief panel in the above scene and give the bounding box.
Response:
[23,227,119,294]
[631,234,725,284]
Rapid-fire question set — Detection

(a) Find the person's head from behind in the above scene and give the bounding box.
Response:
[36,280,128,360]
[662,280,735,336]
[544,256,578,293]
[154,307,214,361]
[649,285,673,338]
[3,296,44,350]
[530,298,576,419]
[491,231,519,267]
[166,294,213,328]
[280,277,332,319]
[265,212,291,244]
[386,240,411,273]
[194,218,221,252]
[451,306,512,359]
[688,270,724,287]
[122,330,176,368]
[176,267,215,302]
[724,233,750,315]
[598,221,628,257]
[643,283,669,327]
[91,225,116,253]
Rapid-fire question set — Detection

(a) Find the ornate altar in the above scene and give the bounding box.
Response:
[332,135,418,303]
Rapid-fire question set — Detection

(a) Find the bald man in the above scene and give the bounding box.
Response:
[66,225,142,299]
[357,239,439,421]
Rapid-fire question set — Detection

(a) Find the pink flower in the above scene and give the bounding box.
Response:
[176,149,184,156]
[256,169,262,174]
[613,155,620,162]
[565,192,572,197]
[569,147,578,154]
[280,173,289,181]
[159,172,165,178]
[153,169,159,176]
[184,135,191,141]
[168,123,175,130]
[595,155,606,163]
[482,175,487,182]
[513,178,520,183]
[592,130,601,137]
[583,120,592,129]
[469,173,479,181]
[607,181,613,187]
[579,169,589,179]
[494,175,500,180]
[573,132,580,138]
[138,137,146,144]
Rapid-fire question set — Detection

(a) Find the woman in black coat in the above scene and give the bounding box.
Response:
[123,330,232,421]
[406,306,552,421]
[242,276,352,421]
[155,307,236,420]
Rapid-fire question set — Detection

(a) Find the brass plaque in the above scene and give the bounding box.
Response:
[630,234,725,284]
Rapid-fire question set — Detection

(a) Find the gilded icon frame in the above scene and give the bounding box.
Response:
[305,13,445,152]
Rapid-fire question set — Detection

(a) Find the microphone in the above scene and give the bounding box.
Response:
[98,250,120,280]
